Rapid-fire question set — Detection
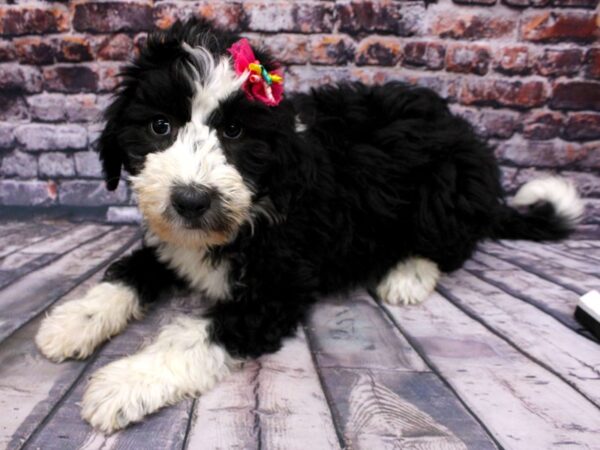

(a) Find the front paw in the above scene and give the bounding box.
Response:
[81,356,168,433]
[36,302,99,362]
[35,283,140,363]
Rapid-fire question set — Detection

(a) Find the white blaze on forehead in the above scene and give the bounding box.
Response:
[182,43,246,125]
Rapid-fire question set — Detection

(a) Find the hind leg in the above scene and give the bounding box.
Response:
[376,257,440,306]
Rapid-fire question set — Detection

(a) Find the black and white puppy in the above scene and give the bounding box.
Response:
[35,19,583,432]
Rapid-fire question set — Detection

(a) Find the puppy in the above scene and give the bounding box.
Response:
[35,19,583,433]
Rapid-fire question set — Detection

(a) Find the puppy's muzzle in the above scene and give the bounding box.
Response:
[171,184,212,221]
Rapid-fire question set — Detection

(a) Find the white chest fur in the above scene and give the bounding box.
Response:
[149,234,231,300]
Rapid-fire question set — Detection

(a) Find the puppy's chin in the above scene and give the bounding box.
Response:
[146,215,237,248]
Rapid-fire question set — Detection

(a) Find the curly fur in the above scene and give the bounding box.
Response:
[35,18,582,432]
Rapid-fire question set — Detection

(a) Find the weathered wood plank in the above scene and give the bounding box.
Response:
[465,251,583,331]
[187,329,341,450]
[480,242,600,295]
[0,226,139,343]
[0,221,73,258]
[305,292,427,371]
[497,240,600,277]
[1,256,141,449]
[306,293,498,449]
[20,294,195,450]
[321,368,498,450]
[440,269,600,406]
[384,292,600,449]
[0,224,112,289]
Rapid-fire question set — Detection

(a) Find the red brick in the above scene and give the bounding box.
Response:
[430,13,515,40]
[460,79,547,109]
[585,49,600,80]
[403,41,445,70]
[522,111,563,140]
[74,2,152,33]
[446,44,491,75]
[96,64,125,92]
[14,37,56,65]
[563,113,600,141]
[153,2,245,31]
[311,35,355,65]
[535,49,583,77]
[57,36,93,63]
[244,34,309,65]
[355,36,400,66]
[43,66,98,93]
[551,82,600,111]
[494,46,531,75]
[0,6,69,36]
[520,12,598,44]
[95,34,134,61]
[337,1,422,36]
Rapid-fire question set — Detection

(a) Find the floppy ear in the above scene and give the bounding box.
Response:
[96,98,126,191]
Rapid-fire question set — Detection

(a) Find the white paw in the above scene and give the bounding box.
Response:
[82,357,156,433]
[35,282,140,362]
[376,258,440,306]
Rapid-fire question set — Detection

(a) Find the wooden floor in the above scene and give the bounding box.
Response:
[0,219,599,450]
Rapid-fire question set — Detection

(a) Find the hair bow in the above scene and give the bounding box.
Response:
[228,38,284,106]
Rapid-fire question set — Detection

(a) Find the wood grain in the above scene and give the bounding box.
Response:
[0,224,111,289]
[1,250,145,450]
[496,240,600,277]
[384,292,600,449]
[0,226,139,343]
[21,293,195,450]
[440,268,600,406]
[0,221,73,258]
[187,329,341,450]
[306,293,498,449]
[305,292,427,371]
[465,251,582,331]
[480,242,600,295]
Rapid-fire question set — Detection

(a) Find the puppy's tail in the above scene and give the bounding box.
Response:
[491,177,584,241]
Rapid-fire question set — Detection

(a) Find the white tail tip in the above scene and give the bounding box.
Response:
[512,177,584,226]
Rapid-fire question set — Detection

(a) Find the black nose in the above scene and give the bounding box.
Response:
[171,185,212,220]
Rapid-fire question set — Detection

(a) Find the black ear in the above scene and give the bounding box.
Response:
[96,98,126,191]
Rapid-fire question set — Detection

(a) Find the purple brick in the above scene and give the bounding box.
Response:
[0,150,37,177]
[0,180,55,206]
[39,152,75,177]
[73,2,152,33]
[0,94,28,121]
[15,124,87,151]
[59,180,128,206]
[74,151,103,177]
[561,170,600,197]
[496,138,587,167]
[27,93,67,122]
[106,206,142,224]
[0,122,15,148]
[0,64,42,93]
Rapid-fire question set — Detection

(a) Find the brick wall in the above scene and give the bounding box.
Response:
[0,0,598,229]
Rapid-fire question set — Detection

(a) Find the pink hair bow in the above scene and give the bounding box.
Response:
[228,38,284,107]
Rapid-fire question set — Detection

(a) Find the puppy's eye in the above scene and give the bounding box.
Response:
[222,123,243,140]
[150,117,171,135]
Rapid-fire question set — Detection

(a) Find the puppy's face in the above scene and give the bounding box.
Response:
[98,20,291,247]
